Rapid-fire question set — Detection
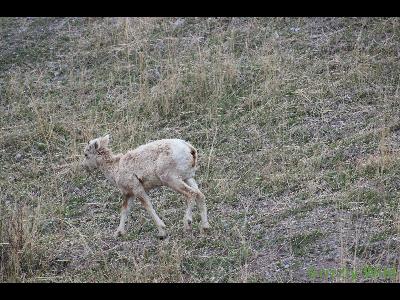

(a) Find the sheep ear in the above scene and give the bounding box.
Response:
[102,134,110,146]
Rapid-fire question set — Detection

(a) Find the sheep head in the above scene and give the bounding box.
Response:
[82,134,111,171]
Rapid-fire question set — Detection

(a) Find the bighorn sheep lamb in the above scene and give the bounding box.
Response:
[82,134,210,239]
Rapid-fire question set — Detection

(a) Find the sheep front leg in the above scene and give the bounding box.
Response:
[136,191,167,239]
[184,197,195,231]
[114,194,132,237]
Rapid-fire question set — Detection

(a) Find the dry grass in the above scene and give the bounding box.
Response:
[1,17,400,282]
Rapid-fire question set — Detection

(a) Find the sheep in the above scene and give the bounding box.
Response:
[82,134,210,239]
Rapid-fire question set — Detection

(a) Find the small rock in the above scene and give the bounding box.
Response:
[147,68,161,84]
[15,153,22,162]
[172,18,185,30]
[154,39,165,52]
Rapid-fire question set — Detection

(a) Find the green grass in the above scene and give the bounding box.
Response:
[1,17,400,282]
[290,230,325,256]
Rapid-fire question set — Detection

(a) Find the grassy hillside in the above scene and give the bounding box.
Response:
[1,17,399,282]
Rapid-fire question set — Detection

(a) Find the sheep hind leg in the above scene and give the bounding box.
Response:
[163,176,210,233]
[185,178,210,233]
[183,195,195,232]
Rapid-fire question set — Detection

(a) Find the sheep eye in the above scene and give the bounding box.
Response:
[84,153,88,158]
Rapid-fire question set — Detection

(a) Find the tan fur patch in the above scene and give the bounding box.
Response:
[156,144,171,157]
[137,196,149,208]
[176,184,197,199]
[122,198,129,209]
[120,184,134,198]
[125,152,137,161]
[97,147,121,165]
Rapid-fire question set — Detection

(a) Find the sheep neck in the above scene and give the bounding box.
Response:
[96,147,120,186]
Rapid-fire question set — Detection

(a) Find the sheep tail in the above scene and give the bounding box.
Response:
[185,142,197,168]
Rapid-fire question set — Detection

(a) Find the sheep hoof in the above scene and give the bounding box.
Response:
[114,229,126,238]
[157,227,167,240]
[184,219,193,231]
[201,223,211,234]
[158,233,168,240]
